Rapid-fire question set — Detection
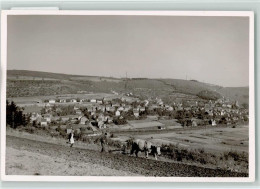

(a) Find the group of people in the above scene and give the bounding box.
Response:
[67,130,160,160]
[67,128,108,152]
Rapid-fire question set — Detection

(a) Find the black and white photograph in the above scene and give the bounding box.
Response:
[0,10,255,182]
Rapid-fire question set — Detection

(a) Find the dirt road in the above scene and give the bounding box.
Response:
[6,135,248,177]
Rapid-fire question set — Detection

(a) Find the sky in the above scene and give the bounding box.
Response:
[7,15,249,87]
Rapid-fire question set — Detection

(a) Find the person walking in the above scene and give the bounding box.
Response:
[100,133,107,152]
[69,129,75,147]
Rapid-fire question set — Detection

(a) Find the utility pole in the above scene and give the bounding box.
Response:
[125,72,128,91]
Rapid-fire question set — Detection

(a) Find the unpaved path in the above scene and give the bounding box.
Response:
[6,135,248,177]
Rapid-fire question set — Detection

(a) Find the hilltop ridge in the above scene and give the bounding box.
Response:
[7,70,249,105]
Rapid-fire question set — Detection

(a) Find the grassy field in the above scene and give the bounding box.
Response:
[113,124,248,154]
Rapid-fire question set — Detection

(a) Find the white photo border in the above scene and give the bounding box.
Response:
[0,10,255,182]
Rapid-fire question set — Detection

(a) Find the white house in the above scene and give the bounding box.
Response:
[115,110,121,116]
[59,99,66,103]
[212,120,217,126]
[118,107,124,111]
[133,109,139,117]
[40,119,48,126]
[227,104,232,108]
[76,110,82,115]
[97,100,103,104]
[90,99,97,103]
[192,120,198,127]
[49,99,55,104]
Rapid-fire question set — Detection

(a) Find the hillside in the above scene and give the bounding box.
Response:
[7,70,121,82]
[217,87,249,106]
[6,70,249,105]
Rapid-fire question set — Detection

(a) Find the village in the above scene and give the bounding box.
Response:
[19,91,249,140]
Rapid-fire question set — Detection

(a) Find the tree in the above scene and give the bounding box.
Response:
[197,90,221,101]
[241,103,249,109]
[6,100,29,128]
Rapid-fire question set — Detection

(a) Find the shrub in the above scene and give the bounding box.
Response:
[25,126,35,134]
[82,135,92,143]
[110,133,116,138]
[199,158,206,164]
[197,90,221,101]
[50,131,59,137]
[228,151,240,161]
[59,130,67,138]
[222,150,248,162]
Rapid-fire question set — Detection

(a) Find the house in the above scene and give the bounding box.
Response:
[80,116,89,125]
[167,106,174,111]
[80,99,85,103]
[118,107,124,111]
[140,107,145,112]
[49,99,55,104]
[157,99,163,106]
[227,104,232,108]
[40,119,48,126]
[133,109,139,117]
[191,119,198,127]
[184,107,191,111]
[97,99,103,104]
[144,100,149,107]
[52,116,61,122]
[96,106,102,111]
[98,114,105,121]
[205,109,214,116]
[112,103,120,108]
[109,106,116,112]
[115,110,120,117]
[59,99,66,103]
[90,99,97,103]
[124,105,131,112]
[91,106,97,112]
[30,113,41,123]
[211,119,217,126]
[103,116,112,124]
[71,99,77,103]
[101,106,106,112]
[76,110,82,115]
[45,103,51,107]
[61,116,70,123]
[148,105,156,111]
[235,101,239,108]
[98,121,105,129]
[43,114,52,123]
[105,106,110,111]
